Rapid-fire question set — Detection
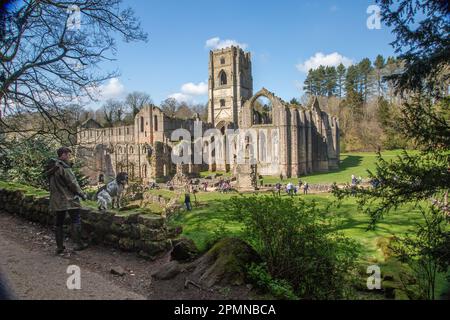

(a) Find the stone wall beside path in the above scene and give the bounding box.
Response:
[0,188,179,259]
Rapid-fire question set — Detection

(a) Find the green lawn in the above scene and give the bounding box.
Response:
[170,191,423,259]
[262,150,411,185]
[169,190,449,299]
[147,188,180,201]
[199,170,233,178]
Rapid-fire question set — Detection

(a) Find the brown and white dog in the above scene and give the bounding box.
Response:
[97,172,128,210]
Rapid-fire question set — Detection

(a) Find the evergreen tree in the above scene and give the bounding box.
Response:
[374,55,386,97]
[315,66,327,96]
[324,66,338,97]
[378,0,449,97]
[358,58,373,103]
[334,0,450,298]
[336,63,346,98]
[345,65,359,95]
[290,98,300,106]
[303,69,315,96]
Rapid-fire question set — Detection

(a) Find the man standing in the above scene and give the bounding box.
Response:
[303,182,309,195]
[275,182,281,196]
[45,147,88,254]
[184,193,192,211]
[286,182,293,196]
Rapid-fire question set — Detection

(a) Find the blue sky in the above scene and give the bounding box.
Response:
[93,0,396,108]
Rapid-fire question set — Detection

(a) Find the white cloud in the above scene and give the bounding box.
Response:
[169,81,208,103]
[205,37,248,50]
[296,52,353,73]
[168,93,192,103]
[181,82,208,96]
[97,77,126,100]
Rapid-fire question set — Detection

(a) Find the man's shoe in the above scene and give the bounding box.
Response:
[56,246,66,254]
[55,226,65,254]
[72,225,89,251]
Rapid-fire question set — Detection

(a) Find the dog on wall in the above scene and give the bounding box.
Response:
[96,172,128,210]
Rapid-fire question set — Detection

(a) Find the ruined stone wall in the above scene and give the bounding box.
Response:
[77,106,203,185]
[0,188,177,258]
[237,90,340,178]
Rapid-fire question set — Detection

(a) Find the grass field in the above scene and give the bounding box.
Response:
[169,191,421,257]
[259,150,410,185]
[169,190,449,298]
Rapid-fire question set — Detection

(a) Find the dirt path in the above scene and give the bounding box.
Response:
[0,211,249,300]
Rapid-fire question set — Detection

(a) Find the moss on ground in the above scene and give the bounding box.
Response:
[0,181,49,197]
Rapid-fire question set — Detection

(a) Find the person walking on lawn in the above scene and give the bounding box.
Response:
[275,182,281,196]
[184,193,192,211]
[45,147,88,254]
[303,182,309,195]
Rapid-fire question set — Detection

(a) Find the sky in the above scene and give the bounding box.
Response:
[91,0,397,108]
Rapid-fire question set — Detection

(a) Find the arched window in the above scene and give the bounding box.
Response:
[129,163,135,179]
[154,115,158,131]
[252,96,273,125]
[220,99,225,108]
[211,136,216,159]
[140,117,144,132]
[129,146,133,154]
[142,165,147,178]
[219,70,227,86]
[220,57,225,64]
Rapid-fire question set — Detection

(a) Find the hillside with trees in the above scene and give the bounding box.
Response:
[302,55,408,151]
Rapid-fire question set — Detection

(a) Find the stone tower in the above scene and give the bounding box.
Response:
[207,46,253,129]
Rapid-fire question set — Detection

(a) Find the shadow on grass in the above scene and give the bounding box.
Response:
[340,155,364,171]
[301,155,364,179]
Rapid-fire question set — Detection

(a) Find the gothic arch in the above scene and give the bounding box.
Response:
[252,96,273,125]
[219,70,228,86]
[245,88,287,126]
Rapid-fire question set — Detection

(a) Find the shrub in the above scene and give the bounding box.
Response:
[225,195,360,299]
[247,263,298,300]
[0,136,88,190]
[389,206,450,300]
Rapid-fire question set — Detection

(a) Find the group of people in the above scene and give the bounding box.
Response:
[351,175,363,186]
[217,179,232,193]
[275,180,309,196]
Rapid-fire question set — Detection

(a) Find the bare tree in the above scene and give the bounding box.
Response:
[160,98,178,117]
[192,102,208,121]
[102,99,127,127]
[125,91,152,117]
[0,0,147,144]
[175,102,194,119]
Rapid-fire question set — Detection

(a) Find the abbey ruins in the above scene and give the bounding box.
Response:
[77,46,340,186]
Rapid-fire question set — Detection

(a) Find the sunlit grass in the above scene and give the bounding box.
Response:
[261,150,414,185]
